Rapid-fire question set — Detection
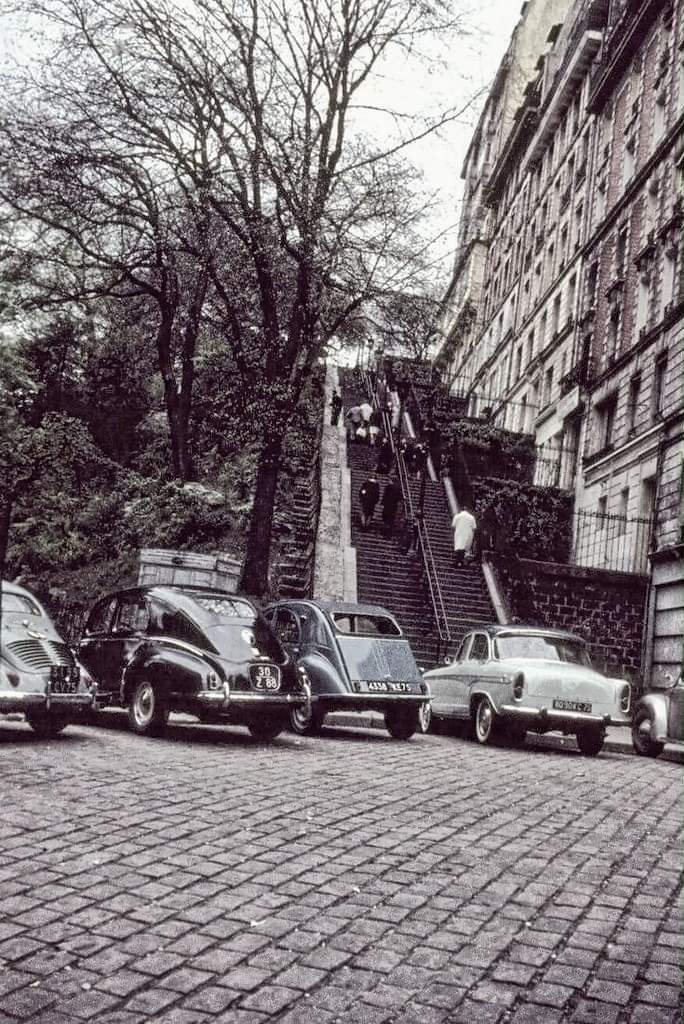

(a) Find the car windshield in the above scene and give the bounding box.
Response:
[1,593,42,616]
[332,613,401,637]
[494,634,592,666]
[187,594,255,617]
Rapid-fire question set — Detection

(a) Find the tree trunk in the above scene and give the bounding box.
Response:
[0,497,13,641]
[155,312,194,481]
[239,432,284,597]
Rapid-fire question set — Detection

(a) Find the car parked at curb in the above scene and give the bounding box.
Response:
[1,580,97,737]
[632,670,683,758]
[77,585,309,742]
[263,599,430,739]
[423,625,632,756]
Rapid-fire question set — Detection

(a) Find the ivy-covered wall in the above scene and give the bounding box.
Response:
[494,556,648,687]
[473,479,574,563]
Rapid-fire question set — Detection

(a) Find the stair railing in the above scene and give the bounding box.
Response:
[362,370,452,662]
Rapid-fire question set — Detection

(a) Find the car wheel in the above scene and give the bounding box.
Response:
[385,705,419,740]
[576,727,605,757]
[504,722,527,747]
[248,717,284,742]
[25,713,69,738]
[473,698,496,745]
[418,702,432,734]
[128,680,168,736]
[631,707,664,758]
[290,704,324,736]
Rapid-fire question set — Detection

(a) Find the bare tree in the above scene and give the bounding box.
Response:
[0,0,475,594]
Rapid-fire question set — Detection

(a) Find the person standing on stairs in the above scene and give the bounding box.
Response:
[452,505,477,566]
[330,389,343,426]
[359,400,373,428]
[359,474,380,528]
[381,476,401,535]
[368,408,382,446]
[376,434,393,475]
[346,404,363,441]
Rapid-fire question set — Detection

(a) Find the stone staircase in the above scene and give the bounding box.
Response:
[339,367,496,669]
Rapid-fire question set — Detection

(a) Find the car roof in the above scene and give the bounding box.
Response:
[1,579,41,601]
[97,585,257,620]
[475,624,584,643]
[268,599,399,621]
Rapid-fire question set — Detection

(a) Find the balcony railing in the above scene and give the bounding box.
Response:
[572,508,653,575]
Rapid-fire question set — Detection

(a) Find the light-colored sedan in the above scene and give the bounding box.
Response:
[1,580,97,736]
[424,625,632,756]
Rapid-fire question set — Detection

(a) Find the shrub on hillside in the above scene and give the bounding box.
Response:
[474,478,573,563]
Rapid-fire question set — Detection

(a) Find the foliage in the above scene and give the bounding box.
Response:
[473,479,574,563]
[0,0,475,594]
[438,421,536,483]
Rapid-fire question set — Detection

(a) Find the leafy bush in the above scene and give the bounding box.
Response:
[474,478,574,563]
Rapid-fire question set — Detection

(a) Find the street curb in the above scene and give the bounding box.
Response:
[324,712,684,764]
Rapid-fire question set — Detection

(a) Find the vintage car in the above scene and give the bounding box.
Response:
[77,585,309,741]
[1,580,97,736]
[263,599,430,739]
[632,670,683,758]
[423,625,632,756]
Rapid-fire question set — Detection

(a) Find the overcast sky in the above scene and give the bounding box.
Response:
[379,0,524,280]
[0,0,523,286]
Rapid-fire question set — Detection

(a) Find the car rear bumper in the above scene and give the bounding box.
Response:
[0,692,95,713]
[196,690,307,707]
[499,704,630,729]
[314,693,428,713]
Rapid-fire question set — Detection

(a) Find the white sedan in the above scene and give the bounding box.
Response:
[424,625,632,756]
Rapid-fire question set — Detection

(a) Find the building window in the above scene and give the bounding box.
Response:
[637,271,651,333]
[654,88,667,140]
[660,244,679,316]
[526,330,534,366]
[597,393,618,450]
[552,294,562,336]
[587,260,599,308]
[567,274,577,322]
[615,224,628,278]
[617,487,629,535]
[652,355,667,419]
[628,374,641,433]
[514,346,523,382]
[575,202,583,250]
[540,311,548,351]
[607,305,622,359]
[623,136,636,187]
[543,365,554,407]
[598,494,608,522]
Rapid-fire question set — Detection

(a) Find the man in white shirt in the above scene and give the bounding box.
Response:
[452,506,477,566]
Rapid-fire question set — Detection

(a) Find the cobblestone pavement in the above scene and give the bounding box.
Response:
[0,714,682,1024]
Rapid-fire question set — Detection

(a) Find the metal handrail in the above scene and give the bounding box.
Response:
[362,371,452,659]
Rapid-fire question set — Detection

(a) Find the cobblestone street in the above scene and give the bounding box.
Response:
[0,716,681,1024]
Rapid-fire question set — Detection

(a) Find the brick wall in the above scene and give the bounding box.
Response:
[494,555,648,684]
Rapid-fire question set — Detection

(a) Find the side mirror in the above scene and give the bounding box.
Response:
[443,655,452,665]
[418,666,425,675]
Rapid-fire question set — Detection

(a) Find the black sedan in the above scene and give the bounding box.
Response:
[263,600,429,739]
[77,585,309,742]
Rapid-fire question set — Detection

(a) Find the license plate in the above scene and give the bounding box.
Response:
[250,665,281,692]
[367,681,411,693]
[553,699,592,713]
[50,665,80,694]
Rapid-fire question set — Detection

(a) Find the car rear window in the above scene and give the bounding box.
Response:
[495,634,591,666]
[1,593,41,615]
[189,594,255,617]
[332,614,401,637]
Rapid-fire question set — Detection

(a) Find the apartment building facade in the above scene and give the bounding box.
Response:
[438,0,683,682]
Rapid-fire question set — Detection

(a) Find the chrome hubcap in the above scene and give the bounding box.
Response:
[134,683,154,726]
[292,704,312,728]
[477,702,492,738]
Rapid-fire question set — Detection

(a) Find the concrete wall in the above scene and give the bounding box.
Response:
[495,555,648,684]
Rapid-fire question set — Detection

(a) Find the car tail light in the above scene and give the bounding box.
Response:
[620,684,631,713]
[513,672,524,700]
